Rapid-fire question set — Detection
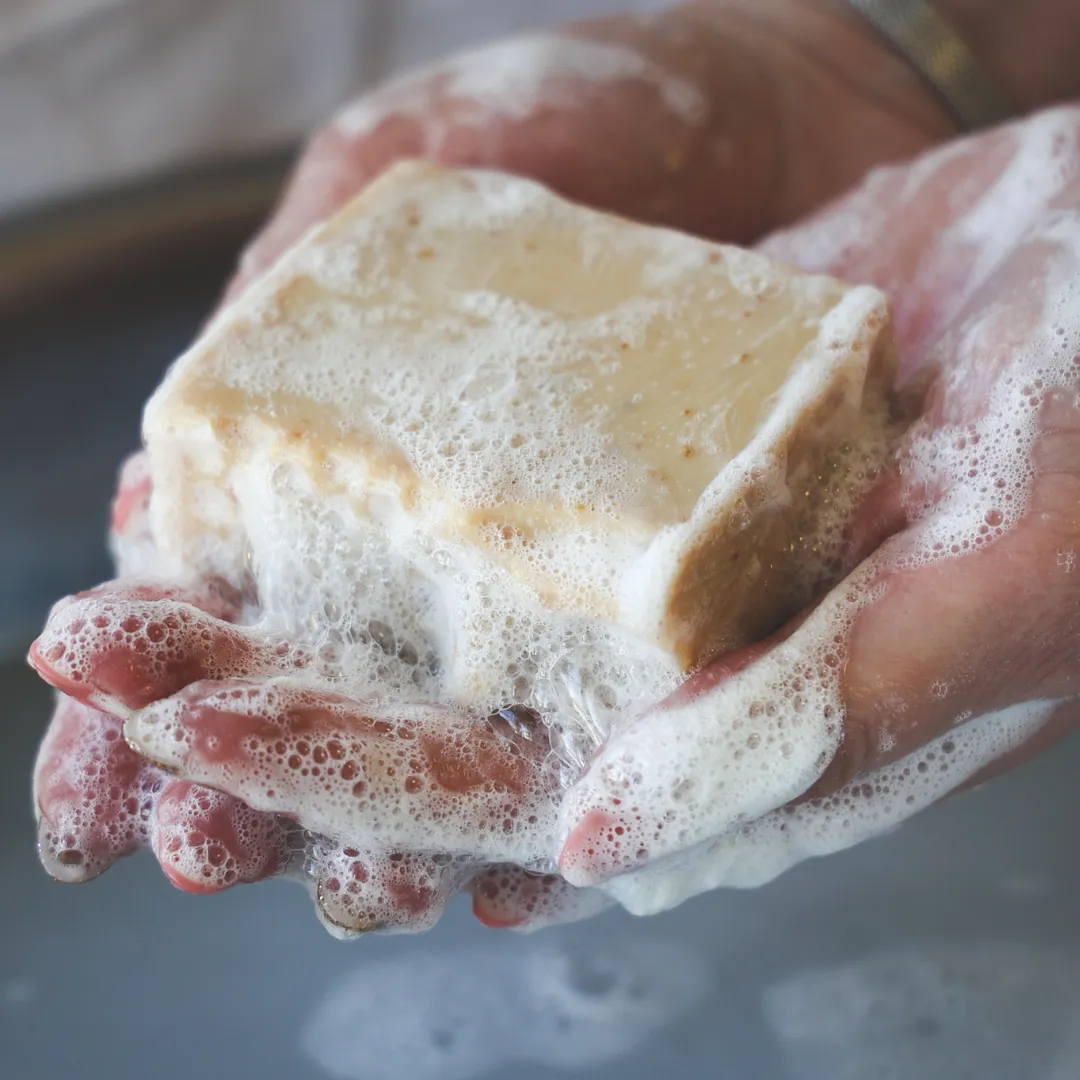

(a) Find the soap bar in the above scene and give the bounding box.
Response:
[144,161,898,692]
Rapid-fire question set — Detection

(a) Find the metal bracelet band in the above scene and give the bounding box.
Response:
[845,0,1015,130]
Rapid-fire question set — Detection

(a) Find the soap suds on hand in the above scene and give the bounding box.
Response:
[333,32,708,147]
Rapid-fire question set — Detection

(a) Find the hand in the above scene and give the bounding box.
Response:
[559,106,1080,912]
[27,1,1070,931]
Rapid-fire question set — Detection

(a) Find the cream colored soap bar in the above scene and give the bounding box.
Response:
[144,161,898,680]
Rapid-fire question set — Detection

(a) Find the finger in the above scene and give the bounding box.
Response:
[813,386,1080,797]
[597,694,1064,913]
[125,678,558,864]
[34,694,164,882]
[556,567,864,887]
[308,840,467,937]
[109,452,226,590]
[761,110,1080,370]
[110,451,152,541]
[557,511,1074,888]
[108,451,161,580]
[27,581,294,715]
[470,865,613,932]
[33,691,291,893]
[151,779,289,894]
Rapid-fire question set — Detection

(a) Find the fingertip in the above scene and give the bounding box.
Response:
[123,704,184,774]
[27,636,93,706]
[110,452,153,536]
[558,808,645,887]
[36,814,98,885]
[30,585,264,715]
[471,863,616,930]
[471,894,527,930]
[469,873,529,929]
[151,780,289,895]
[33,696,159,884]
[158,858,226,895]
[311,846,458,937]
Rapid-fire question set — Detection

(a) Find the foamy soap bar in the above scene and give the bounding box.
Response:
[144,161,897,694]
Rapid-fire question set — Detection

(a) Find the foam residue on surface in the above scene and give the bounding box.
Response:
[300,933,711,1080]
[764,943,1080,1080]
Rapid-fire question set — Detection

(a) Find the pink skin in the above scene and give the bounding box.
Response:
[33,463,565,927]
[33,694,290,892]
[151,780,289,894]
[123,678,557,861]
[470,864,613,931]
[31,595,562,919]
[35,695,164,883]
[110,452,153,538]
[28,584,270,715]
[218,4,958,302]
[32,462,292,895]
[312,843,467,935]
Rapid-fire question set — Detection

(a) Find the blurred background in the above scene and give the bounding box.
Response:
[3,3,1080,1078]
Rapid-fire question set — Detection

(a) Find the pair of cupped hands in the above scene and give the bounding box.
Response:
[30,0,1080,932]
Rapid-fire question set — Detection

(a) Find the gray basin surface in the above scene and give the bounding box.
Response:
[2,176,1079,1079]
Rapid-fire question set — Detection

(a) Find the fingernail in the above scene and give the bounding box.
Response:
[558,808,647,887]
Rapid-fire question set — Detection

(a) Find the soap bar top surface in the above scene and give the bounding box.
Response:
[145,161,892,635]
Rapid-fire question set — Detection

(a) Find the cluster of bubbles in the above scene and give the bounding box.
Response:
[300,933,711,1080]
[128,681,560,867]
[34,695,289,892]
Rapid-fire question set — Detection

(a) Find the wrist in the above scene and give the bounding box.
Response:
[705,0,958,131]
[929,0,1080,111]
[690,0,956,226]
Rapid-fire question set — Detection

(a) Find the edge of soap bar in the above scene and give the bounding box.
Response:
[623,285,901,670]
[144,161,902,673]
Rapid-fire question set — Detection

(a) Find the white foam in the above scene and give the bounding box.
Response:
[764,943,1080,1080]
[333,32,707,146]
[300,934,710,1080]
[602,700,1056,914]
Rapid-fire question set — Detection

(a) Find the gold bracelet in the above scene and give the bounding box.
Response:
[845,0,1015,130]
